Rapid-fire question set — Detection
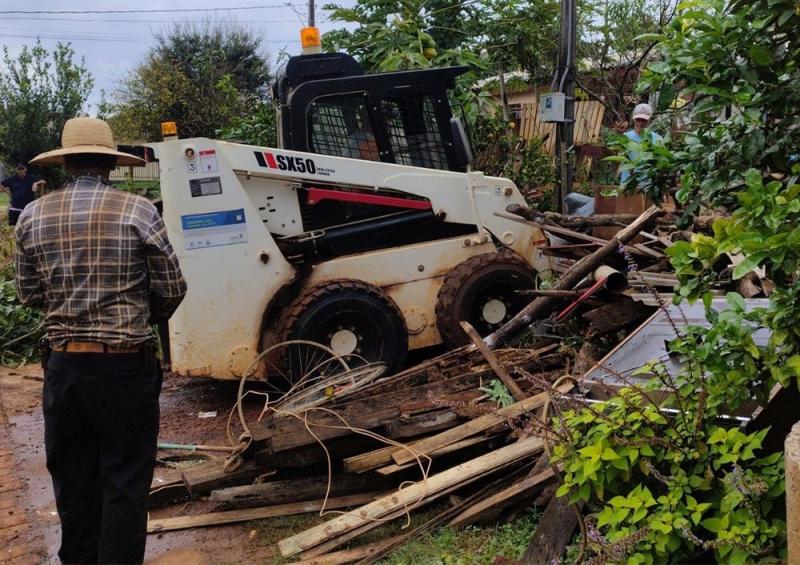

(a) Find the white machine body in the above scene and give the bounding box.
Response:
[151,138,550,379]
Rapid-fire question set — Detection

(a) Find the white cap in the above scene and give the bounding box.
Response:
[632,103,653,121]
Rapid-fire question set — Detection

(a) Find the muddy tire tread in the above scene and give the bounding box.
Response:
[435,249,534,346]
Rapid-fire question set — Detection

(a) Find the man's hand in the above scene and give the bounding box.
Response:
[33,180,46,193]
[613,120,629,134]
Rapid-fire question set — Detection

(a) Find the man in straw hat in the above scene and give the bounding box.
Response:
[14,117,187,563]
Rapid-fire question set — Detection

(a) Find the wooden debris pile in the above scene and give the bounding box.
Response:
[146,206,670,564]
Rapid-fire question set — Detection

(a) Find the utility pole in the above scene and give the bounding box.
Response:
[553,0,576,213]
[308,0,315,27]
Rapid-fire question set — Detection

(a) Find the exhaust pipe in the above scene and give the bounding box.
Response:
[591,265,628,293]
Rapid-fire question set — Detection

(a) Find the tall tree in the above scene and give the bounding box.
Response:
[0,41,93,168]
[110,23,271,141]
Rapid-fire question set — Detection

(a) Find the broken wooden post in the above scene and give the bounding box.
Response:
[486,205,663,349]
[461,321,526,401]
[521,497,583,564]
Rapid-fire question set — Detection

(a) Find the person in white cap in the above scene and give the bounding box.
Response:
[614,103,663,185]
[14,117,186,564]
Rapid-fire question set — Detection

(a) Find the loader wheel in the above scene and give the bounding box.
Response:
[435,251,537,347]
[279,280,408,374]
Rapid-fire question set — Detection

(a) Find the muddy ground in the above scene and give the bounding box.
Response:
[0,363,293,564]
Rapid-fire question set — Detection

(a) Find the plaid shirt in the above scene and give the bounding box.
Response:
[14,175,187,348]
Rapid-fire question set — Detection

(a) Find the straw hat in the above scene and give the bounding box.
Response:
[30,117,145,166]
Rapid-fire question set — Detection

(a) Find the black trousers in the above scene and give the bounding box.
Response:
[43,350,162,564]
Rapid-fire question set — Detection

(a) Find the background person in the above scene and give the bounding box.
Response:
[14,117,186,564]
[1,164,45,225]
[614,103,663,185]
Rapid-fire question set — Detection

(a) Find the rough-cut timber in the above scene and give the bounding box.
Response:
[209,473,385,505]
[448,467,556,527]
[147,492,383,533]
[391,383,572,466]
[542,212,639,227]
[277,436,545,558]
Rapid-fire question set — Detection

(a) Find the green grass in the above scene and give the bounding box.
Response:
[246,505,542,565]
[0,192,8,206]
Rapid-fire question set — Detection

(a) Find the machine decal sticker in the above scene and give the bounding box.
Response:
[180,208,247,250]
[199,149,219,173]
[187,160,198,174]
[189,176,223,198]
[254,151,333,177]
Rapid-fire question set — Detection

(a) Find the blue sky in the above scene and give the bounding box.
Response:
[0,1,356,112]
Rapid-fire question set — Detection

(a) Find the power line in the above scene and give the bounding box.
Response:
[0,32,300,44]
[1,16,300,24]
[0,5,302,15]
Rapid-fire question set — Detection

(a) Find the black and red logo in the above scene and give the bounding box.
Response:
[254,151,317,174]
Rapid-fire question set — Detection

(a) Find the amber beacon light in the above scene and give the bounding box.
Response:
[300,26,322,55]
[161,121,178,140]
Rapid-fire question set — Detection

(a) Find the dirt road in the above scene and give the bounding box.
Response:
[0,364,280,564]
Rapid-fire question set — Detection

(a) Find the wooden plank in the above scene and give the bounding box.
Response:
[460,321,526,401]
[289,536,405,565]
[181,459,265,495]
[448,467,556,527]
[296,457,522,560]
[344,444,409,474]
[529,220,663,260]
[375,435,496,476]
[209,473,386,505]
[392,384,572,466]
[277,436,545,558]
[147,492,383,533]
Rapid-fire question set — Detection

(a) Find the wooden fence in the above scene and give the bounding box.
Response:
[109,161,160,183]
[519,99,606,155]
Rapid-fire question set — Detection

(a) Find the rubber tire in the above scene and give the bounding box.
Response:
[279,280,408,374]
[435,250,538,347]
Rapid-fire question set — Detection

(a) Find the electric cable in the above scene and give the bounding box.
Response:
[0,5,303,15]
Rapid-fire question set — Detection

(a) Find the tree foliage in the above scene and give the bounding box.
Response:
[578,0,677,121]
[0,41,93,168]
[553,0,800,561]
[109,23,271,141]
[323,0,559,79]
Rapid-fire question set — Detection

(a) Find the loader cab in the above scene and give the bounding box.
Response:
[274,52,470,172]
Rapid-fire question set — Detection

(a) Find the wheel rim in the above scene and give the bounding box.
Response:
[467,275,533,335]
[309,308,386,364]
[330,329,359,356]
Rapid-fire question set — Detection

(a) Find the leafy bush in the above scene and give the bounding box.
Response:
[551,293,786,563]
[0,227,43,367]
[472,115,554,206]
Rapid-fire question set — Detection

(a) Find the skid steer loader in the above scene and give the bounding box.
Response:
[149,35,550,381]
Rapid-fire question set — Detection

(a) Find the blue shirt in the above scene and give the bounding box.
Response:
[2,174,39,210]
[620,129,663,184]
